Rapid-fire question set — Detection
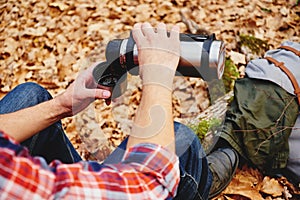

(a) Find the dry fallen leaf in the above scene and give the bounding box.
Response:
[3,38,19,55]
[228,51,246,65]
[259,177,284,197]
[219,166,264,200]
[49,2,69,11]
[22,27,48,37]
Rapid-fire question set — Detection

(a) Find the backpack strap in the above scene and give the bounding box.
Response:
[279,46,300,57]
[265,56,300,105]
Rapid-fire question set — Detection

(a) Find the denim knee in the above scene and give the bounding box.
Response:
[174,121,204,158]
[14,82,52,100]
[173,122,212,199]
[0,82,52,114]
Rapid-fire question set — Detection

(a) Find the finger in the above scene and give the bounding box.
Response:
[169,25,180,40]
[132,23,144,45]
[156,22,167,37]
[93,89,111,99]
[141,22,155,37]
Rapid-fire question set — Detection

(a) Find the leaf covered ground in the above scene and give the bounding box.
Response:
[0,0,300,199]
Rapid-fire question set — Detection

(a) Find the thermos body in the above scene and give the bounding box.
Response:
[93,33,226,98]
[107,33,226,81]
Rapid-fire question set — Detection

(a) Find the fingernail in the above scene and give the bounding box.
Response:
[103,91,111,98]
[105,99,111,106]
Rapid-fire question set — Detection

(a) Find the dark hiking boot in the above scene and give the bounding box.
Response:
[281,169,300,189]
[207,148,239,199]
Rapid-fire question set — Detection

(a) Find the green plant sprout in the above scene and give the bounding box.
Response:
[222,57,240,93]
[189,118,222,141]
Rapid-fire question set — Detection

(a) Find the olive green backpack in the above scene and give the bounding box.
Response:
[219,42,300,176]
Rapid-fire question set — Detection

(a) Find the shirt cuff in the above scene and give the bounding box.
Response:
[123,143,180,196]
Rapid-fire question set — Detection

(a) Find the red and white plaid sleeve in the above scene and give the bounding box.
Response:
[0,132,180,199]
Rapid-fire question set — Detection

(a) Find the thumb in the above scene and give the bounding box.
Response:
[80,87,111,100]
[93,89,111,99]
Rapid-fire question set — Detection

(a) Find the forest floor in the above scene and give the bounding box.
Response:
[1,0,300,199]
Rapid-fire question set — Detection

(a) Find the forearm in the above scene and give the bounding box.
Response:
[0,64,112,142]
[127,85,175,152]
[127,23,180,152]
[0,97,68,142]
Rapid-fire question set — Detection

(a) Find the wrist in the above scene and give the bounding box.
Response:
[51,94,73,118]
[140,84,173,112]
[142,84,173,97]
[141,65,175,91]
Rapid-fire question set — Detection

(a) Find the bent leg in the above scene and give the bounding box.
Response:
[173,122,212,200]
[104,121,212,199]
[0,82,81,163]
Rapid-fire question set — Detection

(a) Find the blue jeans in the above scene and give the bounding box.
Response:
[0,82,212,200]
[105,123,212,200]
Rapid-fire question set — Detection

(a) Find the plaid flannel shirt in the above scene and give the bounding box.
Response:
[0,132,179,199]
